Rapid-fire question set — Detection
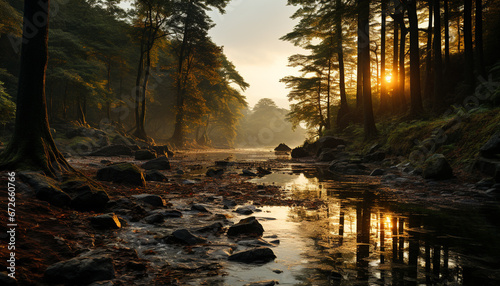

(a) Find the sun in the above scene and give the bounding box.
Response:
[385,74,392,83]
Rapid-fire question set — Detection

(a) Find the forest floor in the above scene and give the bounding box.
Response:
[1,148,499,285]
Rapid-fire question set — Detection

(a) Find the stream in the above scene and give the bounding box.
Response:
[116,149,500,285]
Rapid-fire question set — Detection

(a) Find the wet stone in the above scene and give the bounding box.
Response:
[44,256,115,285]
[96,163,146,186]
[90,213,121,229]
[134,149,157,161]
[88,145,133,156]
[370,169,385,176]
[141,156,171,170]
[168,229,207,245]
[0,272,17,286]
[132,194,164,207]
[228,247,276,264]
[235,205,257,215]
[242,170,258,177]
[145,170,167,182]
[244,280,279,286]
[191,204,211,213]
[223,198,237,209]
[227,217,264,237]
[143,213,164,224]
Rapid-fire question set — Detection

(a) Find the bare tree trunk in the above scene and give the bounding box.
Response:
[336,0,349,129]
[408,0,423,117]
[0,0,72,175]
[433,0,444,110]
[393,21,399,112]
[475,0,485,78]
[444,0,451,69]
[464,0,474,90]
[379,0,389,113]
[424,0,434,105]
[359,0,377,139]
[399,27,407,112]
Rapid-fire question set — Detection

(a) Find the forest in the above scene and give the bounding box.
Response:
[1,0,500,285]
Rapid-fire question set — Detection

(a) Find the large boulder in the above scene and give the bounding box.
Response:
[228,247,276,263]
[291,147,310,158]
[316,136,347,155]
[318,149,337,162]
[227,217,264,237]
[363,151,386,162]
[96,163,146,186]
[145,170,168,182]
[88,145,133,157]
[44,256,115,285]
[141,156,171,170]
[61,179,109,212]
[274,143,292,152]
[480,132,500,158]
[19,172,71,207]
[134,149,157,161]
[422,154,454,180]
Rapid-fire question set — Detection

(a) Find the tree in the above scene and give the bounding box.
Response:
[359,0,377,139]
[0,0,72,175]
[406,0,423,116]
[433,0,444,110]
[475,0,485,78]
[379,0,389,113]
[464,0,474,90]
[170,0,230,147]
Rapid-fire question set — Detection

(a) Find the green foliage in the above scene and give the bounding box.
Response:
[0,0,22,36]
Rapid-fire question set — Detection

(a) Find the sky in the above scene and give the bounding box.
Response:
[207,0,304,110]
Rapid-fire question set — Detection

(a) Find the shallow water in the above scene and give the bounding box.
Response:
[122,150,500,285]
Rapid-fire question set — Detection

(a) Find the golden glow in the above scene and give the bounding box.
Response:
[385,74,392,83]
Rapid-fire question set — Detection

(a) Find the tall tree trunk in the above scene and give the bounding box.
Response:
[356,11,363,112]
[424,0,434,105]
[408,0,423,117]
[317,72,324,131]
[457,16,461,53]
[399,27,407,112]
[433,0,444,110]
[359,0,377,139]
[475,0,485,78]
[0,0,71,175]
[444,0,451,69]
[326,57,332,130]
[393,21,399,111]
[336,0,349,129]
[379,0,389,113]
[464,0,474,90]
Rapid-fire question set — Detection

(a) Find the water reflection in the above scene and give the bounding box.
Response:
[254,170,500,286]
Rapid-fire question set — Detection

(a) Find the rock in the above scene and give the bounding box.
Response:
[151,145,174,157]
[475,178,495,190]
[44,256,115,285]
[162,209,183,218]
[191,204,210,213]
[274,143,292,152]
[90,213,121,229]
[0,272,17,286]
[473,157,500,178]
[257,167,272,175]
[370,169,385,176]
[291,147,310,158]
[206,168,224,177]
[134,149,157,160]
[132,194,164,207]
[126,261,147,272]
[238,238,278,247]
[242,170,258,177]
[96,163,146,186]
[111,134,135,146]
[235,205,256,215]
[228,247,276,263]
[318,148,337,162]
[215,160,235,167]
[227,217,264,237]
[367,143,382,154]
[480,132,500,158]
[422,154,454,180]
[364,151,386,162]
[19,172,71,208]
[141,156,171,170]
[71,188,110,212]
[195,222,224,234]
[244,280,279,286]
[176,169,185,175]
[143,213,164,224]
[223,198,237,209]
[170,229,207,245]
[145,170,168,182]
[485,188,500,199]
[88,145,133,156]
[316,136,347,155]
